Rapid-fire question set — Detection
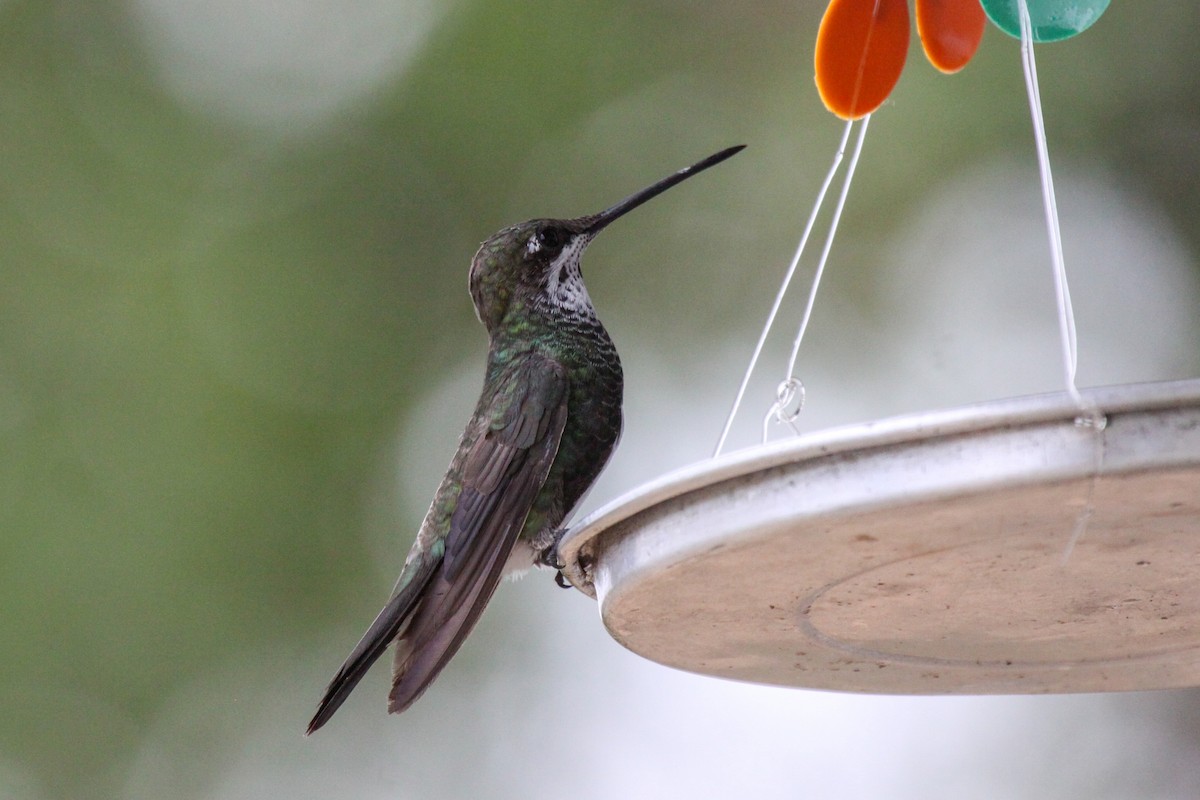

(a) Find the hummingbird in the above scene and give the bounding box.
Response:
[306,145,744,734]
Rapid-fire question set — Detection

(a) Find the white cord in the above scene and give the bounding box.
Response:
[712,121,856,457]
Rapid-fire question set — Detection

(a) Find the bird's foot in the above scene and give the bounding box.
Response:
[536,529,565,569]
[536,530,572,590]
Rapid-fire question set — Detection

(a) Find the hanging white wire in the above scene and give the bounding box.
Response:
[762,115,872,443]
[1015,0,1105,565]
[1016,0,1103,430]
[711,120,856,457]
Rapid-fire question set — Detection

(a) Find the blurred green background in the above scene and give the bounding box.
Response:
[2,2,1199,798]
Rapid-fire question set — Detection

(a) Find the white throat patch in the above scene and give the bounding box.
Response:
[544,235,594,314]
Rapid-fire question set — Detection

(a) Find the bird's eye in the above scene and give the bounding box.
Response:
[537,227,565,251]
[524,226,569,259]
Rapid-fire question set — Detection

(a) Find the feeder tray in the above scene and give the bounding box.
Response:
[558,380,1200,695]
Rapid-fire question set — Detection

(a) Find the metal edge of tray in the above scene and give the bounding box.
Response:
[557,379,1200,598]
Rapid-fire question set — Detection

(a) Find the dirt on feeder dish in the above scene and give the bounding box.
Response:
[556,380,1200,695]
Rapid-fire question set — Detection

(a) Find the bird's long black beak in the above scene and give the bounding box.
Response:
[582,145,745,235]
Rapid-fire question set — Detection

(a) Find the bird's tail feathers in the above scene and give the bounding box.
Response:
[306,559,438,735]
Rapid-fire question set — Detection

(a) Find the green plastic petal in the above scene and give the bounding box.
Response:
[981,0,1110,42]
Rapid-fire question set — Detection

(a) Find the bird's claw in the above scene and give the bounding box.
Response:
[536,530,565,569]
[536,546,564,571]
[537,530,573,589]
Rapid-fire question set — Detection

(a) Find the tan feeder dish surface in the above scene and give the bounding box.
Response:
[557,380,1200,695]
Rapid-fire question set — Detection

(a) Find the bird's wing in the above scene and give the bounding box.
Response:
[388,353,569,713]
[305,352,568,733]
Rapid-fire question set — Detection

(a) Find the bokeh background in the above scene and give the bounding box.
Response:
[2,2,1199,798]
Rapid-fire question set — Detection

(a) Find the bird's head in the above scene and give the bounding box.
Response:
[468,145,746,334]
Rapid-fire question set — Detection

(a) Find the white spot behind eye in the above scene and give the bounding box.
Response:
[526,235,541,256]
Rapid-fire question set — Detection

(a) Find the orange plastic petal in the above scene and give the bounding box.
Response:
[916,0,986,73]
[815,0,911,120]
